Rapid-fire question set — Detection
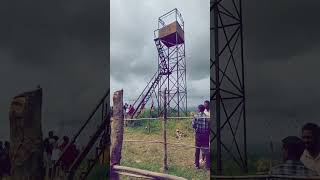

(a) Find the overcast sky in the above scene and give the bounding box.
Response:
[110,0,210,108]
[214,0,320,146]
[0,0,109,141]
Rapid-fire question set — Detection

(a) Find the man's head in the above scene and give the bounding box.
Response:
[302,123,319,152]
[4,141,9,149]
[198,104,205,112]
[204,100,210,110]
[63,136,69,143]
[282,136,305,161]
[9,96,27,119]
[48,131,54,138]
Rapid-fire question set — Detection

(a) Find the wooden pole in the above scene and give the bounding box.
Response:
[113,165,187,180]
[148,108,151,133]
[163,89,168,173]
[110,90,124,180]
[9,88,44,180]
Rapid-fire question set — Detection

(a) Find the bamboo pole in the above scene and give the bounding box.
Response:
[110,90,124,180]
[117,171,153,179]
[211,175,320,179]
[163,89,168,173]
[113,165,187,180]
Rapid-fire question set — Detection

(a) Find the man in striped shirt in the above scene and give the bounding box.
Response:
[192,104,210,170]
[269,136,318,179]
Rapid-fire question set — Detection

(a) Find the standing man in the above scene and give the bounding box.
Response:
[3,141,11,176]
[45,131,55,178]
[0,141,4,177]
[201,100,210,165]
[192,104,210,170]
[301,123,320,174]
[269,136,317,177]
[123,103,128,117]
[204,100,210,117]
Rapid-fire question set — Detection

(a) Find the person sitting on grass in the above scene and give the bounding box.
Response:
[192,104,210,170]
[269,136,317,178]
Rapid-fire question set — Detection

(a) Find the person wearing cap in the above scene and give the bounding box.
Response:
[300,123,320,174]
[269,136,317,177]
[192,104,210,170]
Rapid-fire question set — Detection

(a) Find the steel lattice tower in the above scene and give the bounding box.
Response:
[129,9,187,118]
[155,9,187,117]
[210,0,248,175]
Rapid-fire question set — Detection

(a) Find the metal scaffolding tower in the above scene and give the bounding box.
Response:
[211,0,247,175]
[129,9,187,118]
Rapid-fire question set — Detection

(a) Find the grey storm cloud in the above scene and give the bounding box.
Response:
[212,0,320,145]
[111,0,210,107]
[243,0,320,62]
[0,0,109,140]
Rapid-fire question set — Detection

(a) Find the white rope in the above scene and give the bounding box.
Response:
[123,139,210,150]
[124,116,210,121]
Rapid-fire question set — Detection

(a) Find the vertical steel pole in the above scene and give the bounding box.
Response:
[167,47,170,116]
[176,20,180,117]
[214,0,222,175]
[184,27,187,116]
[239,0,248,173]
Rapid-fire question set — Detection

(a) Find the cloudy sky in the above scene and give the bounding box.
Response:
[213,0,320,145]
[0,0,109,140]
[110,0,210,108]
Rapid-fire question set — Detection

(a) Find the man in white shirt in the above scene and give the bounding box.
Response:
[200,100,210,166]
[204,100,210,117]
[300,123,320,175]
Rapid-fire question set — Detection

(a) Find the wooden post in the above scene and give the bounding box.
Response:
[110,90,124,180]
[163,89,168,173]
[148,118,151,134]
[9,88,44,180]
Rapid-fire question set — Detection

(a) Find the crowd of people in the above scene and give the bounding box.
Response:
[43,131,79,178]
[0,141,11,177]
[0,131,80,178]
[269,123,320,177]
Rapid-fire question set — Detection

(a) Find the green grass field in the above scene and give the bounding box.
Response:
[84,118,209,179]
[85,117,280,179]
[119,118,210,180]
